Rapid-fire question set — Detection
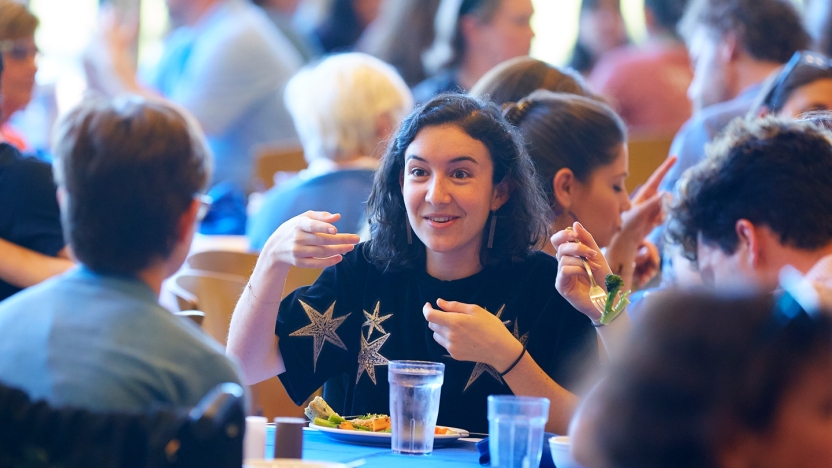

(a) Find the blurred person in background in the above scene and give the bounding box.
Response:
[0,96,242,411]
[589,0,693,136]
[356,0,442,87]
[567,0,629,76]
[252,0,323,62]
[86,0,303,234]
[572,291,832,468]
[0,49,71,303]
[470,56,597,106]
[665,117,832,305]
[657,0,809,195]
[247,53,412,251]
[804,0,832,58]
[413,0,535,102]
[750,51,832,118]
[504,91,674,291]
[314,0,382,53]
[0,0,38,152]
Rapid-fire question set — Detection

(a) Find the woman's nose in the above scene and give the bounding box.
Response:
[426,176,451,205]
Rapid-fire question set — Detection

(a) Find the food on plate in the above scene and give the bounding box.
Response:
[304,397,455,434]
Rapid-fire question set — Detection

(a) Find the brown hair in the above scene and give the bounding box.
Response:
[470,56,597,106]
[504,90,627,215]
[0,0,38,40]
[53,97,211,275]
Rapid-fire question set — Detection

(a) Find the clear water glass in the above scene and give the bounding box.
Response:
[388,360,445,455]
[488,395,550,468]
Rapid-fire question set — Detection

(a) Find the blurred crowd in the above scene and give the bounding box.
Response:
[4,0,832,467]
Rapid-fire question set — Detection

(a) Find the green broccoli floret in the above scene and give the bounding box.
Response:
[601,274,630,324]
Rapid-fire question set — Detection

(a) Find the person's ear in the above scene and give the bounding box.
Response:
[552,168,576,212]
[720,32,739,63]
[491,180,511,211]
[735,219,762,268]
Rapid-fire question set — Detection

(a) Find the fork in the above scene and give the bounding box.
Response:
[565,227,607,315]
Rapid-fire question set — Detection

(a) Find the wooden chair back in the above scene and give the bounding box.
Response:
[173,271,247,347]
[186,250,259,278]
[626,136,674,192]
[253,142,306,191]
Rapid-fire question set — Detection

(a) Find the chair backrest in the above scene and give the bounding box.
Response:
[175,310,206,327]
[253,142,307,191]
[0,382,244,468]
[174,271,247,347]
[283,266,324,299]
[186,250,259,278]
[626,136,674,192]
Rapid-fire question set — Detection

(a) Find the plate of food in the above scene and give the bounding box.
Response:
[304,396,469,447]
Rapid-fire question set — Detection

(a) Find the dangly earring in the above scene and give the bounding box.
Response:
[406,220,413,244]
[487,210,497,249]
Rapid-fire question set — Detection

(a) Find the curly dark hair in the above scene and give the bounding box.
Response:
[678,0,809,64]
[366,93,550,271]
[666,116,832,262]
[592,291,832,468]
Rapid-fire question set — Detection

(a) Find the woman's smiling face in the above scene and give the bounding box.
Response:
[402,124,507,272]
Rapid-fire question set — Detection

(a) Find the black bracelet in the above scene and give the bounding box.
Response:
[499,345,527,377]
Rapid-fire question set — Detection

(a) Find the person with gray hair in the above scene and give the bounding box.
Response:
[247,52,413,251]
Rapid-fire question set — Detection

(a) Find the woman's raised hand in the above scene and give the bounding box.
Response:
[423,299,523,372]
[261,211,360,269]
[551,222,612,320]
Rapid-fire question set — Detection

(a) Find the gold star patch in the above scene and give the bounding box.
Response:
[290,299,351,373]
[362,301,392,337]
[356,332,390,384]
[463,305,508,391]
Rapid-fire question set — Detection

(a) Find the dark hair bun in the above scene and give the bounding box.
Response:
[503,98,535,125]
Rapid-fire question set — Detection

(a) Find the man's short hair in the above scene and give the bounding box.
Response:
[678,0,810,64]
[0,0,38,40]
[667,116,832,260]
[52,97,211,275]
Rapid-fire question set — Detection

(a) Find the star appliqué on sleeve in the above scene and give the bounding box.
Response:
[290,299,351,373]
[463,305,510,391]
[356,331,390,384]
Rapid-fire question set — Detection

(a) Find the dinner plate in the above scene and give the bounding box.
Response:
[308,423,470,447]
[245,460,346,468]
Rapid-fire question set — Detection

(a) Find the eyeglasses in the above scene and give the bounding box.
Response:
[0,40,39,61]
[749,51,832,118]
[196,194,213,222]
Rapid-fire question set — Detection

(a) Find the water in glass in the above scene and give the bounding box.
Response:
[388,361,445,455]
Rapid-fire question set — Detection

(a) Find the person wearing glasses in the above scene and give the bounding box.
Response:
[0,97,243,412]
[0,0,38,152]
[572,291,832,468]
[657,0,810,196]
[751,51,832,118]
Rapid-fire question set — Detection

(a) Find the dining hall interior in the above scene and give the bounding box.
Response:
[3,0,832,466]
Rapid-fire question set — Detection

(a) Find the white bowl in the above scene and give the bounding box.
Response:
[549,436,584,468]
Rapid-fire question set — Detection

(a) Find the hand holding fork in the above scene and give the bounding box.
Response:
[551,223,614,323]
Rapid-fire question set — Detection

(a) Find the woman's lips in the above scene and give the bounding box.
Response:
[423,215,460,228]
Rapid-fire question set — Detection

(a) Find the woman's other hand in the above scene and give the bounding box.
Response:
[261,211,360,269]
[424,298,523,372]
[551,222,612,320]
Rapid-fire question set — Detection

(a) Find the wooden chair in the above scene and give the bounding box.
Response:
[626,136,674,192]
[253,142,306,191]
[175,310,205,327]
[186,250,259,278]
[172,268,323,420]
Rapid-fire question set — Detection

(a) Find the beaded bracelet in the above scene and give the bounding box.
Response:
[499,345,527,377]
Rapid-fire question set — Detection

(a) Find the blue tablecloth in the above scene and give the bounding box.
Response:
[278,428,483,466]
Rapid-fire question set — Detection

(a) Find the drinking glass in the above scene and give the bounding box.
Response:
[388,360,445,455]
[488,395,550,467]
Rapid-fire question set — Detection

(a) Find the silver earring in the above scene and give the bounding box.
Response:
[487,211,497,249]
[406,221,413,244]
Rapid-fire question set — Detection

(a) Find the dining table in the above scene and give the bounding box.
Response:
[266,427,485,467]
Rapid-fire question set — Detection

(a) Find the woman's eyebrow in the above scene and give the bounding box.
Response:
[405,155,479,164]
